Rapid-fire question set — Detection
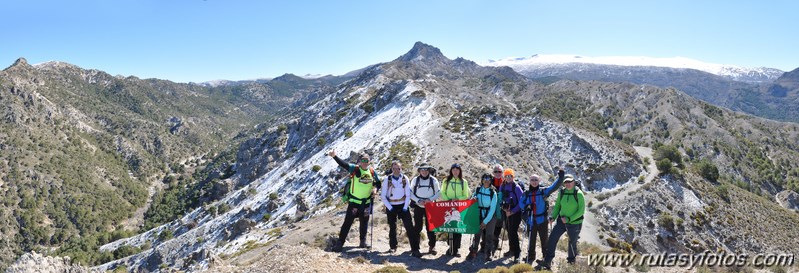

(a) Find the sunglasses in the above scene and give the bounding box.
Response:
[359,159,370,163]
[451,164,461,169]
[493,171,502,174]
[564,180,575,183]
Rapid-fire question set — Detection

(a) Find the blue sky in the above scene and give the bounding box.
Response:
[2,0,797,83]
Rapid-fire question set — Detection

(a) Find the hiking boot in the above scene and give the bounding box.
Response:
[446,249,460,257]
[388,248,397,254]
[524,256,534,264]
[512,254,519,263]
[534,262,551,271]
[359,241,368,248]
[428,246,437,255]
[331,243,343,252]
[503,251,513,257]
[486,255,493,262]
[412,250,423,258]
[465,251,477,261]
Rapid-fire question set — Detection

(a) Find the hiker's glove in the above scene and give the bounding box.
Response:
[558,169,565,179]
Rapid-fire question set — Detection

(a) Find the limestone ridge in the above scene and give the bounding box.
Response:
[6,252,94,273]
[395,41,449,64]
[93,43,641,272]
[60,42,799,272]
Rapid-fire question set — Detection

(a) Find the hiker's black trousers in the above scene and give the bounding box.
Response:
[525,221,549,261]
[505,212,522,256]
[338,202,371,245]
[386,206,420,251]
[412,205,436,249]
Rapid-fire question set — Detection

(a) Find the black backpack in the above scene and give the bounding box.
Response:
[413,176,435,197]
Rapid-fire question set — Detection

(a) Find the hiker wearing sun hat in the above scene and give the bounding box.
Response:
[536,174,585,271]
[409,163,441,255]
[328,149,381,252]
[497,168,524,262]
[441,163,470,257]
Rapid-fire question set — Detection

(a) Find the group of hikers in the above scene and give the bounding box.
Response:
[327,150,586,270]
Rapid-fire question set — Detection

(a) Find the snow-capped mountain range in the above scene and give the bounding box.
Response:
[481,54,785,83]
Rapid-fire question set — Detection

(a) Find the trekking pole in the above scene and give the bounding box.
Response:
[369,201,374,250]
[528,205,535,265]
[448,232,454,256]
[496,213,507,258]
[521,218,527,264]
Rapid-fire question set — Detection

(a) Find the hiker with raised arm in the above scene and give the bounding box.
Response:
[409,163,441,255]
[536,174,585,270]
[381,160,422,258]
[519,169,565,264]
[329,150,381,252]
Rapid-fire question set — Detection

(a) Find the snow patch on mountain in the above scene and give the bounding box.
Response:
[482,54,784,82]
[95,78,440,272]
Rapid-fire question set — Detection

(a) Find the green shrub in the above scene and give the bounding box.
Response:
[716,184,730,202]
[694,159,719,182]
[654,145,683,168]
[218,203,231,214]
[373,265,409,273]
[312,165,322,172]
[345,131,353,138]
[353,255,368,264]
[509,263,532,273]
[656,158,673,175]
[158,230,173,241]
[658,212,675,231]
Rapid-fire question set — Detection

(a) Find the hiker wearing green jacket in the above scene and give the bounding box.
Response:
[329,150,381,252]
[536,174,585,270]
[441,163,470,257]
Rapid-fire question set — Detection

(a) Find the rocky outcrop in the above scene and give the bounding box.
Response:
[776,190,799,211]
[6,252,95,273]
[225,219,256,240]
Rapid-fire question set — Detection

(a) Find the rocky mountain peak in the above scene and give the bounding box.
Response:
[776,67,799,84]
[395,41,449,64]
[3,57,31,71]
[12,57,28,67]
[271,73,305,83]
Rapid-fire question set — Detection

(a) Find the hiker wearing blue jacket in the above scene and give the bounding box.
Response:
[518,169,565,263]
[466,173,500,261]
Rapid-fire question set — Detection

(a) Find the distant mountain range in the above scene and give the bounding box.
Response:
[482,54,799,123]
[481,54,785,82]
[3,43,799,272]
[84,42,799,272]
